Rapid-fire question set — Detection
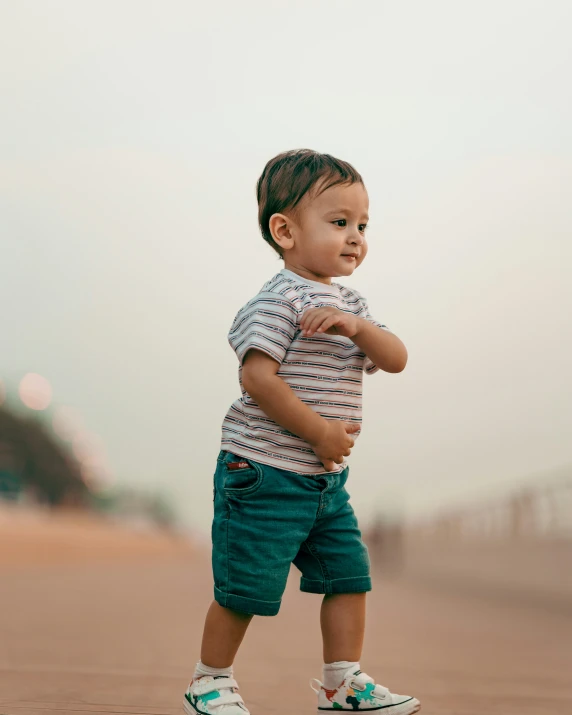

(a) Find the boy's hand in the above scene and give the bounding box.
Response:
[300,307,359,339]
[309,420,361,472]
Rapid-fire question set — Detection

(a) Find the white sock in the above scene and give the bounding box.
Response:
[193,660,234,681]
[322,661,360,690]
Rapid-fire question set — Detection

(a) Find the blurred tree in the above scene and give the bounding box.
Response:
[0,406,88,506]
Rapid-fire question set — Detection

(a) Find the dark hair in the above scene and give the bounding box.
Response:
[256,149,363,256]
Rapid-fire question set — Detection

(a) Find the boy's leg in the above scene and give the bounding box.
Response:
[186,601,253,715]
[200,600,254,668]
[299,472,421,713]
[320,592,366,663]
[185,453,320,715]
[293,470,370,686]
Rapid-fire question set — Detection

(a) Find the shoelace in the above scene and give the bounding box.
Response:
[349,672,389,699]
[191,677,245,711]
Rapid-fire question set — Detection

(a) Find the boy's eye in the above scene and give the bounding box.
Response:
[332,219,368,232]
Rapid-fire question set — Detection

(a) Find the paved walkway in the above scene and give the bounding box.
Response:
[0,512,570,715]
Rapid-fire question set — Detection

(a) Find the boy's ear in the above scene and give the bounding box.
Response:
[269,213,295,252]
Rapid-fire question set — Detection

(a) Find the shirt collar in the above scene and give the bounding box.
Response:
[280,268,340,293]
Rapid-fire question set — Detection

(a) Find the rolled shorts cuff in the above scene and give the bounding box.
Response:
[300,575,372,595]
[214,586,282,616]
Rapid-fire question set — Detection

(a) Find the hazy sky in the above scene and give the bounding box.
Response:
[1,1,571,534]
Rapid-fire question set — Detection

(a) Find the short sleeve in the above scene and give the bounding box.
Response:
[358,295,390,375]
[228,292,299,365]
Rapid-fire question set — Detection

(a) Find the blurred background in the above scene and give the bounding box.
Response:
[1,2,571,714]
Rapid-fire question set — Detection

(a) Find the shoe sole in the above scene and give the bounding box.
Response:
[317,697,421,715]
[183,697,197,715]
[185,692,419,715]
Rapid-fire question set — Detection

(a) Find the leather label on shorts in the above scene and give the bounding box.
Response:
[227,461,251,470]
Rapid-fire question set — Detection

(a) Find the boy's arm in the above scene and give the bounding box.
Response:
[352,319,408,373]
[241,349,327,445]
[299,307,408,374]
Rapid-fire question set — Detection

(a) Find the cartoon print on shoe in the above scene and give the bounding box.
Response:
[310,668,420,714]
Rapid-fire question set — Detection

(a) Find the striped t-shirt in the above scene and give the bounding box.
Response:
[220,268,388,474]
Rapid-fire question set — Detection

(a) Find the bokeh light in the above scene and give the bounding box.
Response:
[18,373,53,411]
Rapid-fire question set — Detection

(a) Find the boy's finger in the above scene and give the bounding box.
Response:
[300,308,319,328]
[304,313,328,335]
[345,423,360,433]
[315,316,335,332]
[315,312,338,331]
[307,315,323,332]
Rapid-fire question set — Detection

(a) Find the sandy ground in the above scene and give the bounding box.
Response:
[0,505,193,567]
[0,507,570,715]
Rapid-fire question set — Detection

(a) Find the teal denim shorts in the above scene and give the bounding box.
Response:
[211,449,372,616]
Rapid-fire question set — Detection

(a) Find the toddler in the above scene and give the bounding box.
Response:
[184,150,420,715]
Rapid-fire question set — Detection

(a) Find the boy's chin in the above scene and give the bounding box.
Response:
[335,263,357,276]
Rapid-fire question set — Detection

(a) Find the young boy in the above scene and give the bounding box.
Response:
[184,150,420,715]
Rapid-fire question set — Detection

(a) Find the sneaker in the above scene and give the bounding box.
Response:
[310,668,420,714]
[184,675,249,715]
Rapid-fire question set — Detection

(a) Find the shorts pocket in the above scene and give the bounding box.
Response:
[223,455,264,495]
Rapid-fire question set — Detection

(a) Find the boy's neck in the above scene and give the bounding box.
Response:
[280,267,338,291]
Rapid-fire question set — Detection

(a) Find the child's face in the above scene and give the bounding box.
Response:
[283,181,369,284]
